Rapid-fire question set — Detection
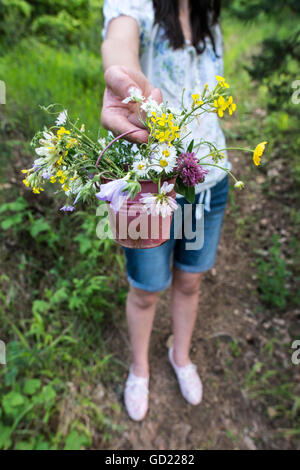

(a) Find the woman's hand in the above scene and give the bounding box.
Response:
[101,65,162,143]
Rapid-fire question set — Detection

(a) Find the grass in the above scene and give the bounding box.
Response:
[0,38,105,140]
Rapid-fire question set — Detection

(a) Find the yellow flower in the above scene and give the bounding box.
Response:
[21,169,29,174]
[227,96,237,115]
[23,178,30,187]
[57,127,70,139]
[213,96,227,117]
[50,176,56,183]
[56,155,64,166]
[253,141,267,166]
[66,138,77,149]
[62,184,70,192]
[216,75,230,88]
[213,95,236,117]
[192,93,204,107]
[151,111,179,146]
[56,169,67,184]
[33,187,44,194]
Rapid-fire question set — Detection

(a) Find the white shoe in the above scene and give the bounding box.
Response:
[168,347,203,405]
[124,366,149,421]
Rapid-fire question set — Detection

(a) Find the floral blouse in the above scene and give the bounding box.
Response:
[103,0,231,198]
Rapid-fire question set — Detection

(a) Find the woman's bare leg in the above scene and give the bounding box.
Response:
[171,268,202,366]
[126,286,159,377]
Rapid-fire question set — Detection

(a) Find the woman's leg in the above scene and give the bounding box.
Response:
[126,285,159,377]
[171,268,202,366]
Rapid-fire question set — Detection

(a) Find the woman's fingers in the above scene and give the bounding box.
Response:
[104,65,143,101]
[102,65,163,143]
[101,87,149,143]
[101,109,148,143]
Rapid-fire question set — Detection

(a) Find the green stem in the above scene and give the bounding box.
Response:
[68,120,96,147]
[158,177,161,193]
[200,163,239,183]
[197,146,254,163]
[136,103,147,129]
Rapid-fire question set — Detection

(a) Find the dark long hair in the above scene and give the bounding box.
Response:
[152,0,221,54]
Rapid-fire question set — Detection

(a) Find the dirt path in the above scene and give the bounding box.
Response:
[99,154,286,451]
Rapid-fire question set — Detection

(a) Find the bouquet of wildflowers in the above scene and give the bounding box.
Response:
[22,76,267,216]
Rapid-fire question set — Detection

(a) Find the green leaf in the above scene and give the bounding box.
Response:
[35,385,56,404]
[35,441,52,450]
[0,198,27,214]
[174,177,195,203]
[64,430,91,451]
[0,423,12,450]
[29,219,51,238]
[187,139,194,153]
[1,214,23,230]
[15,441,34,450]
[51,287,69,305]
[2,391,26,416]
[32,300,50,315]
[23,378,41,396]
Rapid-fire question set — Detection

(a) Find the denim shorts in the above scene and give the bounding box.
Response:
[123,175,229,292]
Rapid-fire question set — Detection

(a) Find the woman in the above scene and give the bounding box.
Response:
[101,0,230,421]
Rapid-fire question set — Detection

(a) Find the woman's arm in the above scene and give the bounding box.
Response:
[101,16,141,71]
[101,16,162,143]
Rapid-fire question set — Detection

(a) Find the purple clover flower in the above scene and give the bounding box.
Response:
[176,152,209,187]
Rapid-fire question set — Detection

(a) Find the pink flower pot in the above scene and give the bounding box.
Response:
[101,177,177,249]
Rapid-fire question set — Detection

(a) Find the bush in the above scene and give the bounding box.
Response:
[0,0,104,49]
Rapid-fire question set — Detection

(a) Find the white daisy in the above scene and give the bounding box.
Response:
[151,155,177,174]
[132,158,149,178]
[152,142,177,160]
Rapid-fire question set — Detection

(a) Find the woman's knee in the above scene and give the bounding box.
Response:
[173,269,202,296]
[128,286,159,310]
